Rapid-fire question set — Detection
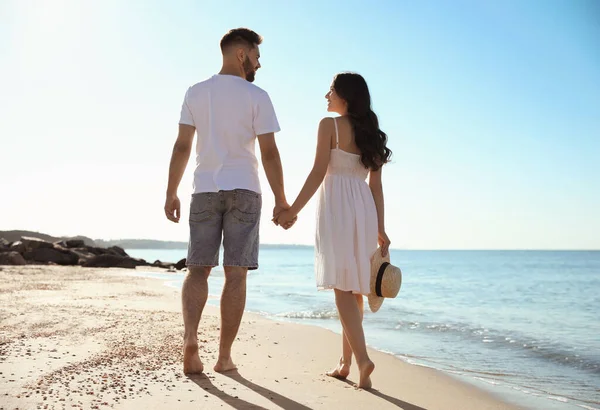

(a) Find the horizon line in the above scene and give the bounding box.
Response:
[126,244,600,252]
[2,231,597,251]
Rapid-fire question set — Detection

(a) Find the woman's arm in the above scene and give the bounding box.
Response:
[369,167,391,256]
[276,118,333,225]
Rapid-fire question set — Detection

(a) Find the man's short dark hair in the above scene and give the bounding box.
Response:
[220,28,263,53]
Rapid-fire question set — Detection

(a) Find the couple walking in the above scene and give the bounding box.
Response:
[164,28,392,389]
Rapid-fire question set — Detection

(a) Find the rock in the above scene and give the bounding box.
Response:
[84,246,107,256]
[65,239,85,248]
[82,254,149,269]
[21,236,54,249]
[23,246,79,265]
[152,260,175,269]
[118,258,149,269]
[75,245,116,257]
[107,246,128,257]
[174,258,187,270]
[0,238,9,250]
[63,245,133,265]
[9,241,27,254]
[54,239,85,249]
[69,247,97,265]
[0,251,26,265]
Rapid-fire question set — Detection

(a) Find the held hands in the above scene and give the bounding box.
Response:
[272,202,290,222]
[272,201,297,230]
[274,209,297,230]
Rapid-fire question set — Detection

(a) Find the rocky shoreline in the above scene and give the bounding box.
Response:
[0,236,186,270]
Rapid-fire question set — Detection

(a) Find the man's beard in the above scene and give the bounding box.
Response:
[243,57,256,82]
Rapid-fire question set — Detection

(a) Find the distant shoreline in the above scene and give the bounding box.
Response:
[122,245,599,251]
[118,242,316,250]
[1,230,597,251]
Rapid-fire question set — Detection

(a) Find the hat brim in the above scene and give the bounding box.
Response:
[369,248,390,313]
[368,293,385,313]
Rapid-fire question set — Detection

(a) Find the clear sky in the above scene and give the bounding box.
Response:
[1,0,599,249]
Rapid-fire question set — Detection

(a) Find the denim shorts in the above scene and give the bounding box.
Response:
[187,189,261,270]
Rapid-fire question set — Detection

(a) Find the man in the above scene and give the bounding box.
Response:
[164,28,292,374]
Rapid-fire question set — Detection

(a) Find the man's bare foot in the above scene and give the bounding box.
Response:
[183,342,204,374]
[356,360,375,389]
[326,360,351,380]
[214,356,237,373]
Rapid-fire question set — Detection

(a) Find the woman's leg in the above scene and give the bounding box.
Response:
[326,331,353,379]
[334,289,374,389]
[327,294,364,379]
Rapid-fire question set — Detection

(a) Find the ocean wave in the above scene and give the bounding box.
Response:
[276,309,338,319]
[473,376,500,385]
[394,319,600,373]
[405,354,600,409]
[577,405,600,410]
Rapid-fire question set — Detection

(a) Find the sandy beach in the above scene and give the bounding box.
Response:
[0,265,520,410]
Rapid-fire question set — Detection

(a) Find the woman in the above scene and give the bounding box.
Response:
[275,72,392,389]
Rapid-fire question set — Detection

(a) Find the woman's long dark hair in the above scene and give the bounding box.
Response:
[333,73,392,171]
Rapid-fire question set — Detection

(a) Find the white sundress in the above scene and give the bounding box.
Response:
[315,117,378,295]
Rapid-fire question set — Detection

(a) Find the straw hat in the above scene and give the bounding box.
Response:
[368,247,402,313]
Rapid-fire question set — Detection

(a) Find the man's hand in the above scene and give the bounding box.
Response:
[274,209,297,230]
[164,195,181,223]
[272,202,290,224]
[272,201,297,228]
[165,124,194,223]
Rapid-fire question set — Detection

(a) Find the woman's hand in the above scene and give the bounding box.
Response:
[274,209,297,230]
[378,231,391,257]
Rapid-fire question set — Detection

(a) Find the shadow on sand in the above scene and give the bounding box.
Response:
[189,370,314,410]
[337,377,429,410]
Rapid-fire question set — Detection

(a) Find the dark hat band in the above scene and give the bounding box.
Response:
[375,262,390,297]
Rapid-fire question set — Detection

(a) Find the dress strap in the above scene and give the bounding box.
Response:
[333,117,339,148]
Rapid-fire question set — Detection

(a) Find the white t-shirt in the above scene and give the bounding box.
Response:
[179,74,280,194]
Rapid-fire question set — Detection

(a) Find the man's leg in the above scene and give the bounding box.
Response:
[182,266,211,374]
[183,192,222,374]
[214,266,247,372]
[216,189,261,372]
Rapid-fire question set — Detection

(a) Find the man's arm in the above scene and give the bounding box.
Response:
[257,132,289,218]
[164,124,195,223]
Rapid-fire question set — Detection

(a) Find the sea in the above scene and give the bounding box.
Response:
[126,247,600,410]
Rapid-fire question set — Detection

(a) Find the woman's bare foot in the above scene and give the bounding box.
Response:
[356,360,375,389]
[183,341,204,374]
[214,356,237,373]
[326,359,351,380]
